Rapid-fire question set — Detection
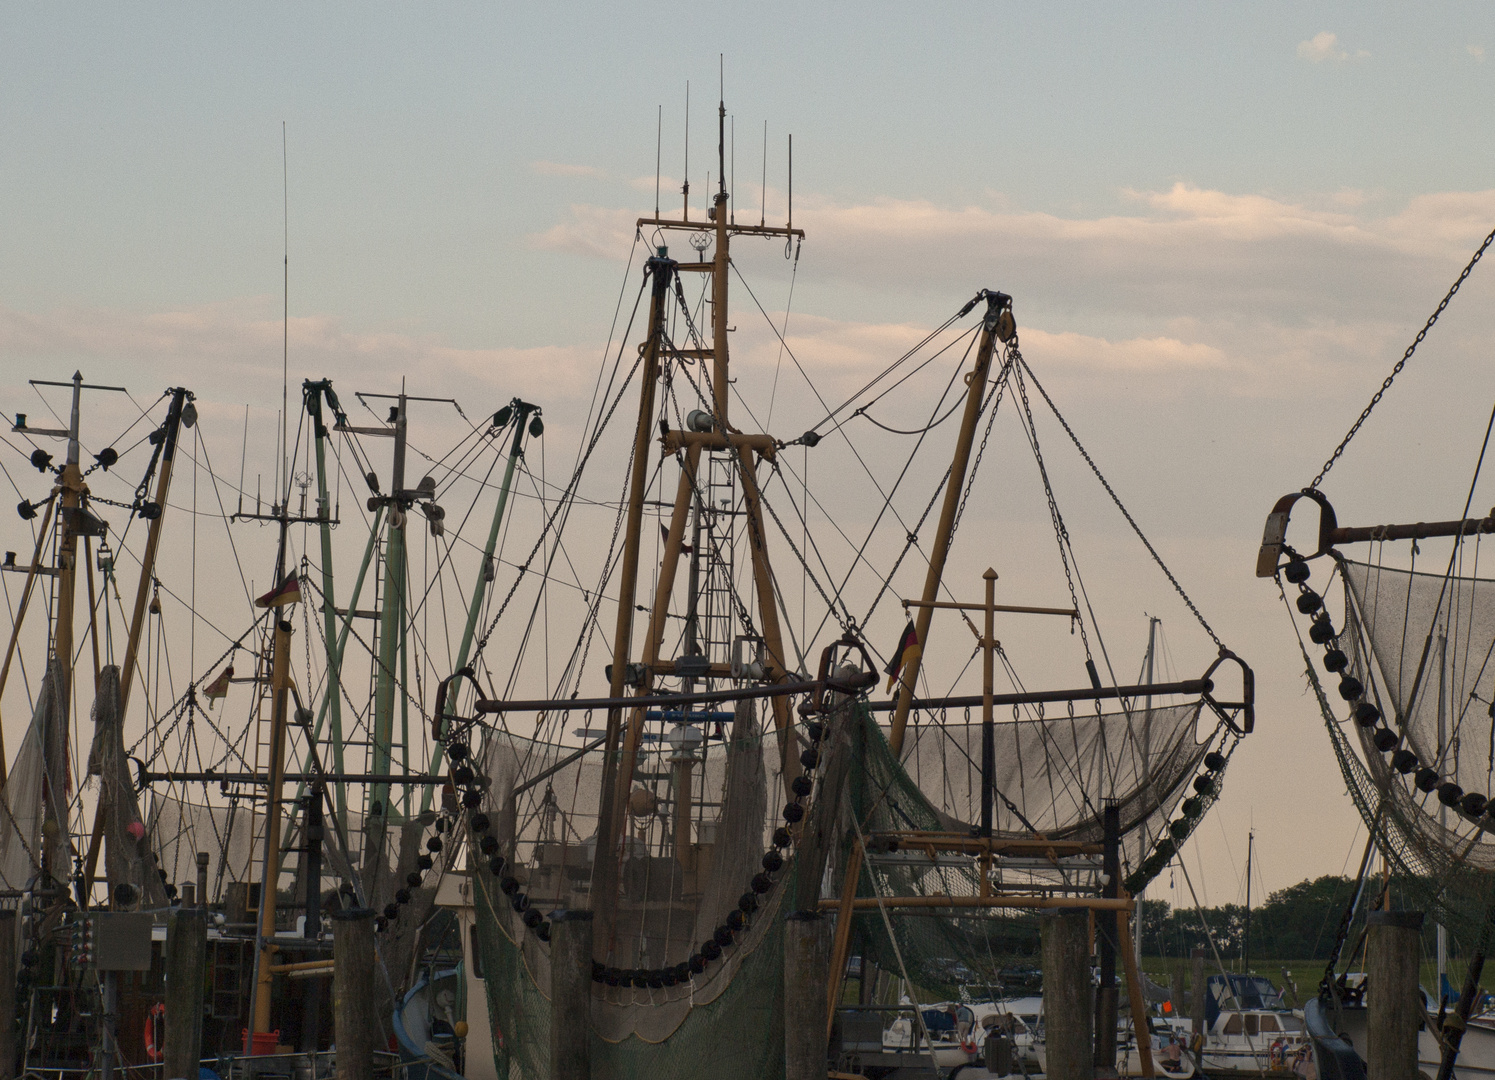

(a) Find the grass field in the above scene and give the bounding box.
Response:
[1142,956,1474,1006]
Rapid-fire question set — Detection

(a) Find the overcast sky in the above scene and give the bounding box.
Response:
[5,2,1495,907]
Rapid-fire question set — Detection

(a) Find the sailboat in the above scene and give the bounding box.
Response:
[431,96,1257,1080]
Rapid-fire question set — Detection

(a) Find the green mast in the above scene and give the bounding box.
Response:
[423,398,540,812]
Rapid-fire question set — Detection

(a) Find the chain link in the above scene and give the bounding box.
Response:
[1309,223,1495,491]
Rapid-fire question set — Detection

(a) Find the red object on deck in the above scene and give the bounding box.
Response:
[242,1029,281,1055]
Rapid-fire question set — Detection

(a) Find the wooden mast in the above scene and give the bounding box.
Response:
[888,293,1012,756]
[596,98,807,951]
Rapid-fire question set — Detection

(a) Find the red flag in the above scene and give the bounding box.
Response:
[203,665,233,710]
[255,572,301,609]
[884,620,921,693]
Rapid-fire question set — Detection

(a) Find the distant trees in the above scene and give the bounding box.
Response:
[1138,874,1442,961]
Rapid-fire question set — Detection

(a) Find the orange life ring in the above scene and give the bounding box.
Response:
[145,1002,165,1062]
[960,1035,978,1055]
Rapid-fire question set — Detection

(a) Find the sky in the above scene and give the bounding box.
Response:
[4,2,1495,911]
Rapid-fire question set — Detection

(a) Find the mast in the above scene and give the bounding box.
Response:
[889,293,1012,755]
[81,386,191,904]
[304,380,349,826]
[247,617,294,1047]
[1243,829,1254,973]
[595,96,807,951]
[45,373,84,890]
[423,398,539,814]
[1438,629,1448,996]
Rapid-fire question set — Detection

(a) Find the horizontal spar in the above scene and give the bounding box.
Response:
[815,895,1135,912]
[140,771,451,786]
[863,677,1212,713]
[468,676,1209,715]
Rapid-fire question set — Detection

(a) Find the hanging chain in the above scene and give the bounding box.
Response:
[1309,223,1495,491]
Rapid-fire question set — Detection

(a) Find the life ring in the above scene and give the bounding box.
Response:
[960,1034,978,1055]
[145,1002,165,1062]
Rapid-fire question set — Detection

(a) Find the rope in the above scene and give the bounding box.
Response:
[1018,356,1224,650]
[1308,222,1495,491]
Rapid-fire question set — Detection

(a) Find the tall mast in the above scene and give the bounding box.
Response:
[889,293,1012,755]
[305,379,349,827]
[1438,629,1448,993]
[423,398,540,814]
[1243,828,1254,973]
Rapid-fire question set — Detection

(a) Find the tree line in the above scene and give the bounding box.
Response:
[1138,874,1455,962]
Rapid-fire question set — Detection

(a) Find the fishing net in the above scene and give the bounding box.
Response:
[1303,557,1495,948]
[468,683,1214,1076]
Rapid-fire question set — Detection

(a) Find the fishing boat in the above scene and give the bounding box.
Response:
[1255,221,1495,1080]
[431,95,1257,1080]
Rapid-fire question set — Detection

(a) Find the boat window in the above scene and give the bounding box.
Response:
[1279,1016,1303,1032]
[1222,1015,1243,1035]
[469,925,485,980]
[1259,1015,1279,1033]
[1244,1015,1259,1037]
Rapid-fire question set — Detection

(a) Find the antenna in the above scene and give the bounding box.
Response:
[682,81,690,220]
[281,121,289,505]
[788,133,793,231]
[237,405,249,516]
[717,56,726,198]
[655,105,662,220]
[761,121,767,227]
[730,115,735,224]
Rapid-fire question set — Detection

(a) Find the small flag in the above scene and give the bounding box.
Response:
[203,665,233,710]
[255,572,302,609]
[884,620,921,693]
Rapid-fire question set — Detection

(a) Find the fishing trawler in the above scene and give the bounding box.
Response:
[1256,222,1495,1080]
[429,95,1256,1080]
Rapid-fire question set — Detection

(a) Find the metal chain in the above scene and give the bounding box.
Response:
[1309,223,1495,491]
[1018,355,1224,649]
[1013,360,1094,664]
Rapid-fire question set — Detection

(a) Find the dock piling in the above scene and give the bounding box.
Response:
[163,907,206,1080]
[1366,910,1423,1080]
[0,909,14,1080]
[549,910,593,1080]
[785,910,831,1080]
[1043,907,1093,1080]
[332,907,376,1080]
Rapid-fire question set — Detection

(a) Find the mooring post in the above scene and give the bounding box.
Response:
[0,909,15,1080]
[195,852,209,909]
[1170,967,1185,1027]
[549,910,593,1080]
[332,907,376,1080]
[1366,910,1423,1080]
[1044,907,1093,1080]
[164,907,206,1080]
[1190,947,1206,1069]
[785,910,832,1080]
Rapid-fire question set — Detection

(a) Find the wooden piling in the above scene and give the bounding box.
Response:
[549,910,592,1080]
[785,911,832,1080]
[332,907,376,1080]
[195,852,208,909]
[1043,907,1093,1080]
[0,909,15,1080]
[1169,968,1185,1026]
[163,907,206,1080]
[1366,910,1423,1080]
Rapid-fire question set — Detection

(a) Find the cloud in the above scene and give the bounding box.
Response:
[529,161,606,179]
[1470,44,1486,63]
[1297,32,1368,63]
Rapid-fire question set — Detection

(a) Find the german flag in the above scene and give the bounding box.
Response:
[202,665,233,710]
[255,572,302,609]
[884,620,921,693]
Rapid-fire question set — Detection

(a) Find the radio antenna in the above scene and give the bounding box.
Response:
[654,105,662,220]
[718,56,726,198]
[787,133,793,231]
[682,82,690,220]
[760,121,767,227]
[730,115,735,224]
[280,121,289,504]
